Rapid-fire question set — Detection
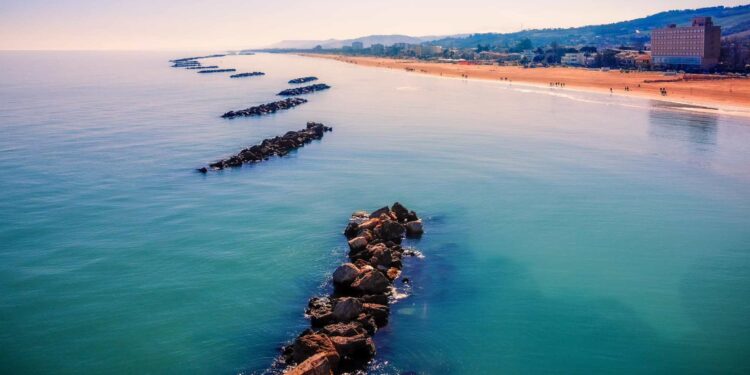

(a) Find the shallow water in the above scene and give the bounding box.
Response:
[1,52,749,374]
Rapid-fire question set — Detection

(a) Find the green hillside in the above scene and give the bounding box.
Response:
[429,5,750,49]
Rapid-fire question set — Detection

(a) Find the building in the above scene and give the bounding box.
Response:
[422,45,444,57]
[651,17,721,69]
[615,51,651,68]
[370,43,385,55]
[561,52,586,66]
[351,41,364,50]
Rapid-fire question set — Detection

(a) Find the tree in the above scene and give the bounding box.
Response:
[595,50,618,68]
[510,38,533,52]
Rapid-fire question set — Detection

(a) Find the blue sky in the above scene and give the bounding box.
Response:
[0,0,746,50]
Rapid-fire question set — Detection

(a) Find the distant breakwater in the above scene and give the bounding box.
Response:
[170,54,226,63]
[197,122,331,173]
[198,68,236,74]
[221,97,307,119]
[289,76,318,84]
[170,54,226,68]
[186,65,218,70]
[167,54,334,174]
[278,203,424,374]
[230,72,265,78]
[278,84,331,96]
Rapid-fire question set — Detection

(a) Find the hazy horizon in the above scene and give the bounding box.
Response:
[0,0,747,51]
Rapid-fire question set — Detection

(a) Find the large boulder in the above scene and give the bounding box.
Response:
[332,263,359,287]
[368,244,394,269]
[332,297,363,322]
[328,334,376,365]
[351,270,390,295]
[320,322,367,337]
[347,236,368,252]
[379,220,405,243]
[343,222,359,239]
[307,297,333,327]
[405,220,423,237]
[357,218,380,231]
[355,313,378,335]
[369,206,390,218]
[391,202,410,222]
[285,352,333,375]
[362,303,389,327]
[360,294,389,305]
[292,334,339,369]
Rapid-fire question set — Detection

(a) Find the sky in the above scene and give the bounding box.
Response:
[0,0,746,50]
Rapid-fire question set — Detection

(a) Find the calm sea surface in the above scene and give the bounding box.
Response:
[1,52,749,374]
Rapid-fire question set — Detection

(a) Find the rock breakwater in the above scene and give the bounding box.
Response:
[289,77,318,84]
[278,84,331,96]
[198,68,237,74]
[186,65,218,70]
[170,54,226,68]
[221,97,308,119]
[230,72,265,78]
[197,122,331,173]
[280,203,424,374]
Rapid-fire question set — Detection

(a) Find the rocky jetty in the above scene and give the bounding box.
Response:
[278,84,331,96]
[289,76,318,84]
[198,68,236,74]
[171,60,200,68]
[170,54,226,63]
[230,72,265,78]
[221,97,307,119]
[170,54,226,68]
[280,203,424,375]
[197,122,331,173]
[186,65,218,70]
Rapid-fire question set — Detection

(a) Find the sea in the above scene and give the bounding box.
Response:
[1,51,749,374]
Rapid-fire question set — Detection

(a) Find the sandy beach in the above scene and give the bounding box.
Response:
[303,54,750,114]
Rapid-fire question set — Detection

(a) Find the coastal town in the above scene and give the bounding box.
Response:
[301,17,747,73]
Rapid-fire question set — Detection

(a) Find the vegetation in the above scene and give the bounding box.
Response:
[426,5,750,49]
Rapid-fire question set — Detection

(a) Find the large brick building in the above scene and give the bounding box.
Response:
[651,17,721,69]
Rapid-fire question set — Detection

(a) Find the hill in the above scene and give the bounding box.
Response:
[428,5,750,49]
[265,34,465,50]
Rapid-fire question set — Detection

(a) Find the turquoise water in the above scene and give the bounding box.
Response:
[1,51,749,374]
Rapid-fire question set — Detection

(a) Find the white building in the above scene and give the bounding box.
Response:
[561,52,586,66]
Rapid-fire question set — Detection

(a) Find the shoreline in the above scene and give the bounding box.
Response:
[300,53,750,117]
